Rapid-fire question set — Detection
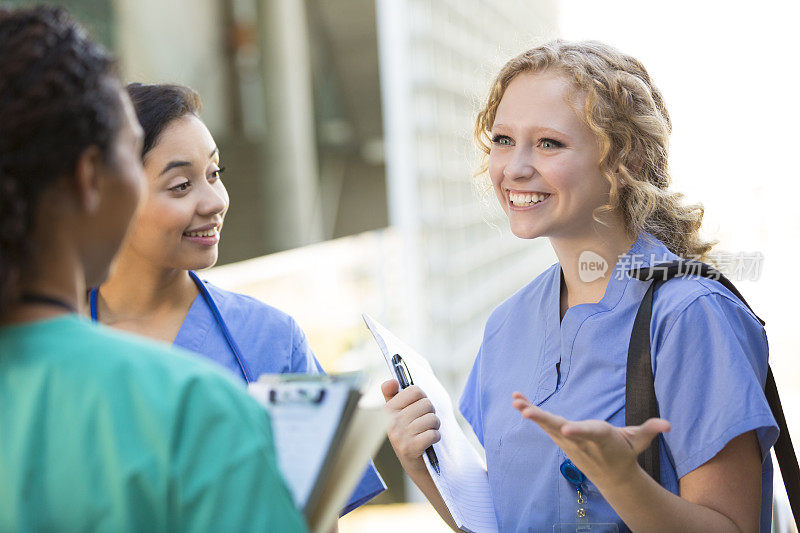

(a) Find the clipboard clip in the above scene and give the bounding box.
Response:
[268,385,327,405]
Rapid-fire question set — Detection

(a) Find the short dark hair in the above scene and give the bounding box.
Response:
[0,6,123,308]
[126,83,202,159]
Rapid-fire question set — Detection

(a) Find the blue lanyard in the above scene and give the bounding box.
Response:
[89,271,254,383]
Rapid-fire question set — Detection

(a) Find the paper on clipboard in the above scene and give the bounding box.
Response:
[362,314,499,533]
[247,374,360,513]
[306,405,387,533]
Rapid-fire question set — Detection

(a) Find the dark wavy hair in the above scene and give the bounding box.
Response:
[0,6,124,309]
[126,83,202,159]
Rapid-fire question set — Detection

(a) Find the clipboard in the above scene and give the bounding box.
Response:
[362,313,500,533]
[248,373,387,533]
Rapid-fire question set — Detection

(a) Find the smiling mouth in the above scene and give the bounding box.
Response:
[183,227,219,238]
[508,190,551,207]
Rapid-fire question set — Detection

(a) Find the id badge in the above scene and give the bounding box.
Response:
[553,524,619,532]
[556,460,619,533]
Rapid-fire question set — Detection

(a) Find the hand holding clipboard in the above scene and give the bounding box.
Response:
[364,314,499,532]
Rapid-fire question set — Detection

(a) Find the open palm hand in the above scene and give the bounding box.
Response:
[512,391,671,489]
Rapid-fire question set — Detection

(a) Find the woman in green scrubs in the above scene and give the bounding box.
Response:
[0,6,306,532]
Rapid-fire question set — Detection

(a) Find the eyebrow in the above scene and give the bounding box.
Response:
[159,160,191,176]
[159,147,220,176]
[492,124,570,138]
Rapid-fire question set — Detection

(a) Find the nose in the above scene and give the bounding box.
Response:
[503,145,536,181]
[197,180,228,218]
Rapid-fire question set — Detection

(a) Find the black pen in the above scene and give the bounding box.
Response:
[391,353,441,475]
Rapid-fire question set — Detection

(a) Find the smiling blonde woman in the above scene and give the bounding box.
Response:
[382,40,776,532]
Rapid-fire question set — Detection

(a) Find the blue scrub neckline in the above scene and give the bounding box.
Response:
[533,231,658,406]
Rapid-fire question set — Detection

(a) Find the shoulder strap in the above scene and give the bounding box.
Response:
[626,277,661,483]
[627,260,799,528]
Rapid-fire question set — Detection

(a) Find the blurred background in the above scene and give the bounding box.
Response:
[6,0,798,529]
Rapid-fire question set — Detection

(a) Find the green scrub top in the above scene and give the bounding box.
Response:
[0,315,307,532]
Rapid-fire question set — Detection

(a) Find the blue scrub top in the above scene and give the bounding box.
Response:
[169,281,386,515]
[459,232,779,532]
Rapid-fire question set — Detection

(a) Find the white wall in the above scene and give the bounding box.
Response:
[114,0,229,133]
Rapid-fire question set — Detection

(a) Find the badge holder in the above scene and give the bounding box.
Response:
[553,460,619,533]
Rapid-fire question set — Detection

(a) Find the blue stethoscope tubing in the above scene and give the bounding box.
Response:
[89,270,254,383]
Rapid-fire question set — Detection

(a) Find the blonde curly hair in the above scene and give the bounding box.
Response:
[474,40,716,261]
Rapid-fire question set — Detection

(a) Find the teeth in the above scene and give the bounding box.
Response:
[509,192,549,206]
[184,228,218,237]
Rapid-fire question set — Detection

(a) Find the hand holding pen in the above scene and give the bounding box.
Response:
[391,354,441,474]
[381,358,442,476]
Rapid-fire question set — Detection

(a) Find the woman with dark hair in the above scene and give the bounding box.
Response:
[87,82,385,515]
[0,6,305,531]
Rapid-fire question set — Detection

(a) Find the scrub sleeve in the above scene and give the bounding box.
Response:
[651,286,778,533]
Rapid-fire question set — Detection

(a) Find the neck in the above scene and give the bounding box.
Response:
[550,221,637,311]
[98,248,197,323]
[2,240,83,326]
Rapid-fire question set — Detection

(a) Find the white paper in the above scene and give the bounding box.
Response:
[248,376,352,510]
[308,406,388,533]
[363,314,499,533]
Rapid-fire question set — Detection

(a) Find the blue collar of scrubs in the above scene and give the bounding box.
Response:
[88,271,254,383]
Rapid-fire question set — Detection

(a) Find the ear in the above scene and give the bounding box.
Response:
[615,152,644,188]
[627,153,645,176]
[614,163,631,189]
[72,145,105,213]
